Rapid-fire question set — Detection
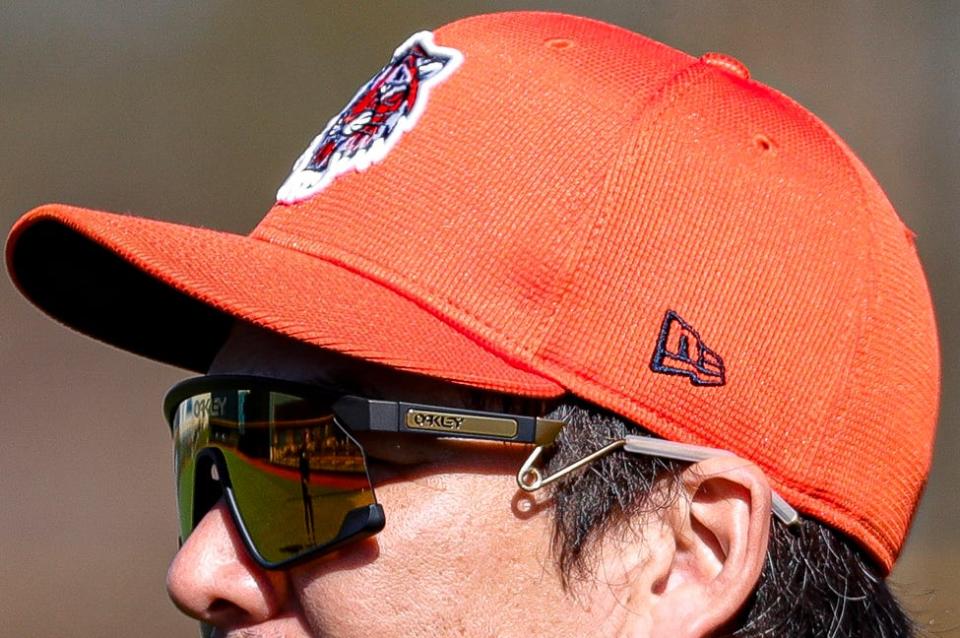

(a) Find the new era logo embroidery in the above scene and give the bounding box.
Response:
[650,310,726,386]
[277,31,463,204]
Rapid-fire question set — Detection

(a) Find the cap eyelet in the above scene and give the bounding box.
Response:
[753,133,776,153]
[545,38,575,50]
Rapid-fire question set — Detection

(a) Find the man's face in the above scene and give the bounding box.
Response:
[165,325,632,637]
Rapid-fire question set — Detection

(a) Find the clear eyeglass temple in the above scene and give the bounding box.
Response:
[517,434,800,527]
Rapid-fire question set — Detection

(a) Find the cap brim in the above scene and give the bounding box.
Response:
[7,204,564,397]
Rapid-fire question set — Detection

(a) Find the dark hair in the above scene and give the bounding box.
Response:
[541,397,917,638]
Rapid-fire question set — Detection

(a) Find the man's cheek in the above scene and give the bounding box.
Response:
[289,477,517,633]
[292,551,468,637]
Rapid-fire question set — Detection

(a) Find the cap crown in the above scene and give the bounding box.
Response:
[252,13,940,570]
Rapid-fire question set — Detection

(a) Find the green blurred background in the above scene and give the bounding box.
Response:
[1,2,956,636]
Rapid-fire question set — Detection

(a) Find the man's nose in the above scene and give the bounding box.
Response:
[166,499,290,627]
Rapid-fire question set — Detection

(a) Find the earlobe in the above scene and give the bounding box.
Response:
[647,456,773,638]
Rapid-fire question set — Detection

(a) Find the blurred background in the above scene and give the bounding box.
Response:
[1,1,956,636]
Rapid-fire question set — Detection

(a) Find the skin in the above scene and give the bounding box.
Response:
[167,323,773,637]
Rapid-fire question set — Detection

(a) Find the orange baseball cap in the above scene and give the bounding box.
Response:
[6,12,939,572]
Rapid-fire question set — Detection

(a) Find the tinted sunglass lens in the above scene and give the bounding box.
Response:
[172,388,380,567]
[225,413,374,564]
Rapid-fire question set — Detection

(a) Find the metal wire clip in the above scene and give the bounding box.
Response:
[516,434,800,526]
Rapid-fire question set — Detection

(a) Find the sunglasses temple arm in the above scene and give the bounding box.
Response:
[623,435,800,526]
[516,435,799,527]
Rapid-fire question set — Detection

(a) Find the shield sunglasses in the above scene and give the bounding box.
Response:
[165,375,800,570]
[164,374,565,569]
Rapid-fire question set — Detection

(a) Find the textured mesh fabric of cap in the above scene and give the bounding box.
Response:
[6,12,940,572]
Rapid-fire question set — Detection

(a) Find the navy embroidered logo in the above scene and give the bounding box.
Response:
[277,31,463,204]
[650,310,726,386]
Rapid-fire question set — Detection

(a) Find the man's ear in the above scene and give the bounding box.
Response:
[641,456,773,638]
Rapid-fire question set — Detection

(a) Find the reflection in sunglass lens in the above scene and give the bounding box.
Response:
[172,389,376,566]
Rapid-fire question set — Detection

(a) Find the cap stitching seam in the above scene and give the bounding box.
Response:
[760,87,880,545]
[505,128,630,356]
[527,59,713,357]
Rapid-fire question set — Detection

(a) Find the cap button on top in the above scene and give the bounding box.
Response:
[700,52,750,80]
